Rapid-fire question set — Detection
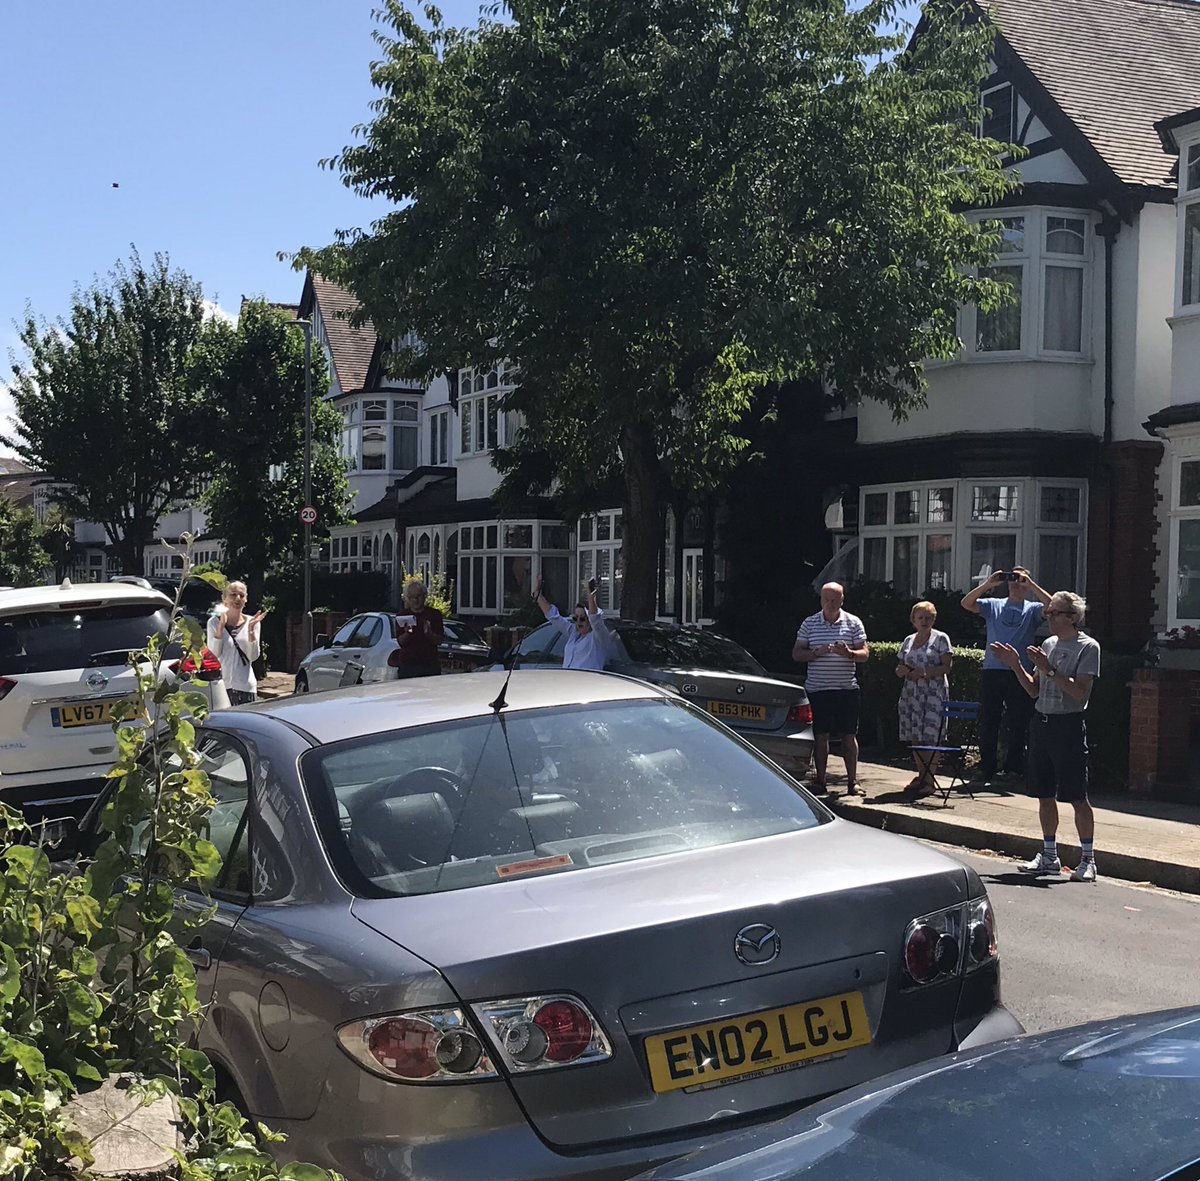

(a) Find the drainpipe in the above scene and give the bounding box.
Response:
[1096,214,1121,636]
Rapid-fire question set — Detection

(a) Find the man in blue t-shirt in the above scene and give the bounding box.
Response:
[961,566,1052,782]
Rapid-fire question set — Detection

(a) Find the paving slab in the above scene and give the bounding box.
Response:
[823,761,1200,896]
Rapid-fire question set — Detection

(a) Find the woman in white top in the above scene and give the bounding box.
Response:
[533,575,615,671]
[207,580,267,704]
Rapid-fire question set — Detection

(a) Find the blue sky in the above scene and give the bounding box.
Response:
[0,0,920,440]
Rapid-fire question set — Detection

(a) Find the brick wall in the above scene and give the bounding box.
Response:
[1086,441,1162,649]
[1128,667,1197,794]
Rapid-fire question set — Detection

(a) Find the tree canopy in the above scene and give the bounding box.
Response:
[0,498,48,586]
[3,252,208,573]
[298,0,1016,616]
[191,299,350,604]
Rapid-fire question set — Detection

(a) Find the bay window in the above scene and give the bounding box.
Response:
[967,209,1091,358]
[458,363,517,456]
[339,397,420,472]
[858,478,1085,594]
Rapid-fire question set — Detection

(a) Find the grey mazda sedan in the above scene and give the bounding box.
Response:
[77,670,1018,1181]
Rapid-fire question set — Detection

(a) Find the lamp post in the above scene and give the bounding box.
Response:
[289,317,315,656]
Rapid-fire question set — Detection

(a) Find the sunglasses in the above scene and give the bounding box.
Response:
[1045,608,1074,618]
[573,615,588,625]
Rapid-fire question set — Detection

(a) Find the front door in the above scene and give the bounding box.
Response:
[682,548,705,626]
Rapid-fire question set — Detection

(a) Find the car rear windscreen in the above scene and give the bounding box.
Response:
[0,604,175,674]
[617,628,765,674]
[301,697,824,897]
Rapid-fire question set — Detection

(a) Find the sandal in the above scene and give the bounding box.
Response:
[844,783,866,797]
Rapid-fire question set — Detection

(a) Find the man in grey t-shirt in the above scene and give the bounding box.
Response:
[990,591,1101,883]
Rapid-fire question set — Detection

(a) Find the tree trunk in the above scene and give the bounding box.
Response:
[620,423,662,620]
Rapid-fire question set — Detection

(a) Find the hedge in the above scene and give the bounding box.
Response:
[842,642,1136,791]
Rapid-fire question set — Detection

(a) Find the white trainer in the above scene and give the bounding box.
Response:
[1071,859,1098,883]
[1018,852,1062,875]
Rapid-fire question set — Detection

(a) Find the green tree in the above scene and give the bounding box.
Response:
[40,503,77,584]
[190,299,350,606]
[0,498,48,586]
[297,0,1015,617]
[3,251,210,574]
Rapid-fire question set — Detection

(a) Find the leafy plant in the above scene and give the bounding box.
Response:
[0,535,340,1181]
[0,498,47,587]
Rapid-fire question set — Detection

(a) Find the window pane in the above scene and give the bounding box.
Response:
[893,536,918,597]
[1188,144,1200,194]
[361,426,386,470]
[460,403,472,453]
[504,524,533,549]
[596,515,611,542]
[486,525,497,548]
[613,513,623,540]
[926,534,953,591]
[473,526,485,548]
[579,515,594,543]
[541,524,569,550]
[596,547,613,610]
[364,400,387,420]
[486,395,499,450]
[459,555,473,606]
[972,484,1019,522]
[417,532,430,555]
[1043,266,1083,351]
[1181,461,1200,507]
[393,424,418,471]
[969,534,1017,587]
[1185,204,1200,307]
[1045,217,1085,255]
[1038,534,1078,593]
[927,487,954,524]
[503,555,532,609]
[863,537,886,581]
[1040,486,1081,523]
[984,216,1025,253]
[863,492,888,526]
[540,555,569,605]
[977,266,1023,351]
[1177,520,1200,620]
[474,399,485,451]
[893,490,920,525]
[394,401,419,421]
[980,85,1013,142]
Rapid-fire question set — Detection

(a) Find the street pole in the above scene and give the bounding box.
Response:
[302,320,313,657]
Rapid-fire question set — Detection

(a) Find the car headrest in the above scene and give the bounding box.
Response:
[362,792,455,870]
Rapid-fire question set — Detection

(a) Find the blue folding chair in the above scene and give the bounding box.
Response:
[909,700,981,806]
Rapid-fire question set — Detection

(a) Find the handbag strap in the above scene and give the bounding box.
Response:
[224,621,250,666]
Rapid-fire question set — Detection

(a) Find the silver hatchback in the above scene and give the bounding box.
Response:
[77,670,1019,1181]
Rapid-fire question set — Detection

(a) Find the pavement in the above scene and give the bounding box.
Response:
[254,670,1200,896]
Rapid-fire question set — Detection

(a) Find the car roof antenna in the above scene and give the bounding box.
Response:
[488,632,523,712]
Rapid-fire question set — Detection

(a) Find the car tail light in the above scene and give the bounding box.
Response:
[902,904,966,987]
[0,677,15,703]
[336,1008,496,1083]
[169,648,222,682]
[475,995,612,1072]
[967,896,998,966]
[386,649,403,668]
[786,702,813,726]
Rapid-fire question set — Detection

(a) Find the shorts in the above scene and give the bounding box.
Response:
[1026,712,1089,802]
[809,688,860,737]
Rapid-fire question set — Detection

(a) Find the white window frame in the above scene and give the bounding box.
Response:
[577,509,623,613]
[338,397,422,473]
[428,408,451,466]
[458,363,516,457]
[1167,449,1200,627]
[964,208,1093,361]
[1176,137,1200,314]
[980,82,1015,143]
[857,478,1086,593]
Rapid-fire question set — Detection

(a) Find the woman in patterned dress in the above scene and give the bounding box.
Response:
[895,601,954,800]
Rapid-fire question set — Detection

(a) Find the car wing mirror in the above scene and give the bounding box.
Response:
[315,633,330,648]
[38,815,81,860]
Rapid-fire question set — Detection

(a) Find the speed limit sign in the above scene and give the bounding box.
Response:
[299,505,318,525]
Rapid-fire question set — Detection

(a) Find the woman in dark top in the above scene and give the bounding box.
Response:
[394,579,444,678]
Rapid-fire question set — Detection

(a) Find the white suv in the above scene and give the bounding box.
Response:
[0,580,230,820]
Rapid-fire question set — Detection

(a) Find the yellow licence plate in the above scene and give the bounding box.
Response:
[644,991,871,1094]
[706,699,767,723]
[51,702,116,729]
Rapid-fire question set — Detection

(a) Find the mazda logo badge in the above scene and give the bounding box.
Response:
[734,923,780,966]
[86,671,108,691]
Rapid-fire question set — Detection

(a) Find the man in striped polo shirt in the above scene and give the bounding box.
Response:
[792,582,870,797]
